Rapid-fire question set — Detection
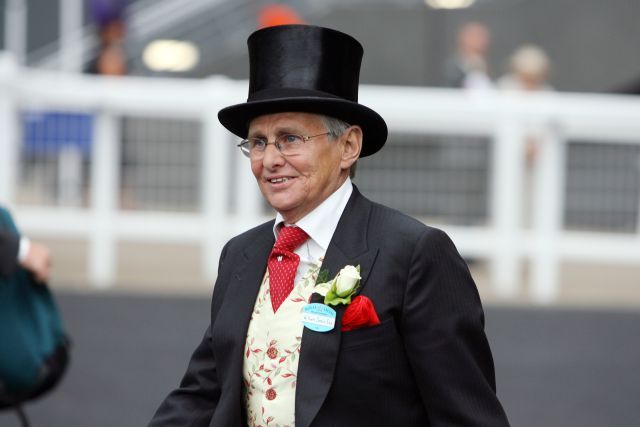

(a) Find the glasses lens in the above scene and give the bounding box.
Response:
[239,140,252,157]
[277,134,304,155]
[244,138,268,158]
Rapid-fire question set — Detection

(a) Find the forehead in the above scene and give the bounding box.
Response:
[248,112,324,134]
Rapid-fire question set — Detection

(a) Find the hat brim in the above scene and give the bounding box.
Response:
[218,97,387,157]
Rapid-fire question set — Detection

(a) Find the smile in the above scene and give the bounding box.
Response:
[269,177,290,183]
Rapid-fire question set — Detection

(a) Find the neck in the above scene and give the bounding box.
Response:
[280,175,349,224]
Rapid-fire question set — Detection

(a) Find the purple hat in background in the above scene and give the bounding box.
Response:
[89,0,128,27]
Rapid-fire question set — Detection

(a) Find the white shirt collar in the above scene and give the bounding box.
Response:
[273,178,353,251]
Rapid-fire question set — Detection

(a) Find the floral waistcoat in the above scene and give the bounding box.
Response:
[243,261,321,427]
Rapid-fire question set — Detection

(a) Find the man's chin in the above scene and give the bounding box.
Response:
[267,198,308,222]
[265,195,296,213]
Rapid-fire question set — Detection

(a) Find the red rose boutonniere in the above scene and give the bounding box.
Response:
[341,295,380,332]
[313,265,380,332]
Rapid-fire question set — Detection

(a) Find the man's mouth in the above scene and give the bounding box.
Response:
[269,177,291,183]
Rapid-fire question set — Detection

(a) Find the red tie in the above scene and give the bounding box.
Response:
[268,226,309,313]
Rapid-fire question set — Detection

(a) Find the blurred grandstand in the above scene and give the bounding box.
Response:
[1,0,639,305]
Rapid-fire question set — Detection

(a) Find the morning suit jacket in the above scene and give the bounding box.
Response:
[149,187,510,427]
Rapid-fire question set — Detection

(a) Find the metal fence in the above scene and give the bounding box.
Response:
[1,53,639,302]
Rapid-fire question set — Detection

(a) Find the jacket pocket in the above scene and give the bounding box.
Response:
[340,317,397,350]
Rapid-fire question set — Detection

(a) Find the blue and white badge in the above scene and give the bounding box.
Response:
[302,303,336,332]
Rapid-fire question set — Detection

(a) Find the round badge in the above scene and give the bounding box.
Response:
[301,303,336,332]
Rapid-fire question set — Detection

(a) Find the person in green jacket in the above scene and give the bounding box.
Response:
[0,224,51,283]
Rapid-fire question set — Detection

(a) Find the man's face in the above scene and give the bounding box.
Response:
[460,23,490,56]
[248,112,348,223]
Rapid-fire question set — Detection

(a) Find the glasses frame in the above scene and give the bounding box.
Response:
[237,132,331,158]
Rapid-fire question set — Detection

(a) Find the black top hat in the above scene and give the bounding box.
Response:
[218,25,387,157]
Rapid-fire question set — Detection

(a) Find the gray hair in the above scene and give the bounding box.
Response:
[320,115,358,178]
[321,115,351,139]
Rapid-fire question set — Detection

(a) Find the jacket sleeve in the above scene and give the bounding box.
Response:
[148,243,230,427]
[402,227,510,426]
[148,324,222,426]
[0,230,20,279]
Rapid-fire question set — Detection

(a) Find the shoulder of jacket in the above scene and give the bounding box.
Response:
[364,199,454,248]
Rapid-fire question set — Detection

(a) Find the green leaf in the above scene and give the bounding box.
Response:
[325,295,352,306]
[324,287,357,306]
[324,289,337,302]
[316,269,330,284]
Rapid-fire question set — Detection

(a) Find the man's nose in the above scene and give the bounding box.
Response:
[261,143,285,168]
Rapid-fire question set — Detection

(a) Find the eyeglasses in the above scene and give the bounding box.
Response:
[237,132,331,159]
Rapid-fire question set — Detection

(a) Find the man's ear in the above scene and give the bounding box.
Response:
[340,126,362,171]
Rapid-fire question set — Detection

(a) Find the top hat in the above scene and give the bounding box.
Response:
[218,25,387,157]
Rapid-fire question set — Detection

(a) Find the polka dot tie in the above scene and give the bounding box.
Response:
[268,226,309,313]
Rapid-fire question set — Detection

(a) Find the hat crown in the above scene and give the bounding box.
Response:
[247,25,363,102]
[217,24,387,157]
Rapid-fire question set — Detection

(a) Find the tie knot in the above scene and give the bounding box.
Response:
[274,226,309,252]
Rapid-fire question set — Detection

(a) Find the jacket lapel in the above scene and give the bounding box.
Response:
[211,223,275,422]
[295,187,379,427]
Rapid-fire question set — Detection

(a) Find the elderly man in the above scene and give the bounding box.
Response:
[149,25,509,427]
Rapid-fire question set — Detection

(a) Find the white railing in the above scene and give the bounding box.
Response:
[1,53,640,303]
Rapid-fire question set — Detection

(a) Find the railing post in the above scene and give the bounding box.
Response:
[4,0,27,65]
[636,152,640,235]
[530,121,564,303]
[235,138,264,230]
[0,53,19,206]
[90,111,120,288]
[59,0,84,73]
[490,115,526,298]
[201,77,237,284]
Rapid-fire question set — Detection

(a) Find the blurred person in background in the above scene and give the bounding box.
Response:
[1,206,68,427]
[442,22,494,254]
[258,3,305,28]
[0,229,51,283]
[497,44,553,92]
[444,22,493,90]
[149,25,509,427]
[86,0,128,76]
[498,44,554,226]
[86,0,139,210]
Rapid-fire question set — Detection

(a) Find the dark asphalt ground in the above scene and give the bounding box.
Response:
[1,292,639,427]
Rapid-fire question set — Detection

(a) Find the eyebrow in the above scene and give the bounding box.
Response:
[247,126,303,139]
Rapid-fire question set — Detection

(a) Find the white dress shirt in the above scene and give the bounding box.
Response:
[273,178,353,282]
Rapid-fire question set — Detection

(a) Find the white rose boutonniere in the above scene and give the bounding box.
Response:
[314,265,361,306]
